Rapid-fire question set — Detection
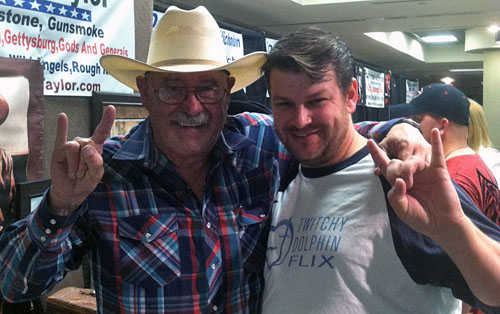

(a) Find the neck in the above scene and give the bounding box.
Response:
[444,143,474,160]
[165,151,209,202]
[328,126,368,167]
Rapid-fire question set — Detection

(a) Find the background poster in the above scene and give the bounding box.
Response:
[0,57,44,181]
[364,67,385,108]
[406,79,419,103]
[0,76,29,155]
[0,0,135,96]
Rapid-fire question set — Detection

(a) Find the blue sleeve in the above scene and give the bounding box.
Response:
[354,118,405,142]
[0,190,88,302]
[381,177,500,313]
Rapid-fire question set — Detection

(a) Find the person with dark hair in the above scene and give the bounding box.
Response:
[261,26,500,314]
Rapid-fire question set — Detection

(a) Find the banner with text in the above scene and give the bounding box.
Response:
[406,79,419,103]
[0,0,135,96]
[364,67,385,108]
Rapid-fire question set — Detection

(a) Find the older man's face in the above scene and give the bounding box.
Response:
[138,71,234,164]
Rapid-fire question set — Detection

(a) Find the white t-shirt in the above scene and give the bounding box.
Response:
[263,147,500,314]
[479,146,500,184]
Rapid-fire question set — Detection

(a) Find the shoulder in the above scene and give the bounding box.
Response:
[227,112,274,128]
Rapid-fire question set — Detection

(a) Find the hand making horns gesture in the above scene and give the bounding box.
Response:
[49,106,116,216]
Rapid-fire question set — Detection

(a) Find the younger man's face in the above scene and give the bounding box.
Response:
[269,69,357,167]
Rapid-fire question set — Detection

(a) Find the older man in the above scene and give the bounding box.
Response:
[261,26,500,314]
[0,6,284,313]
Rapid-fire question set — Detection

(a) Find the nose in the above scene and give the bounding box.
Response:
[182,91,205,115]
[292,105,312,129]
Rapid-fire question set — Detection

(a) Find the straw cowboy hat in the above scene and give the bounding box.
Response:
[100,6,266,93]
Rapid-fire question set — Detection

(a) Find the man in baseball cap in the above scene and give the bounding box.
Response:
[390,84,499,267]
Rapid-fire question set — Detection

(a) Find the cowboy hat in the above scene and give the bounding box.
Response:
[100,6,266,93]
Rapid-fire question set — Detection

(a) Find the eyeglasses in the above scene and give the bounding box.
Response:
[152,86,228,105]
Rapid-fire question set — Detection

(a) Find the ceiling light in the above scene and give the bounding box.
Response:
[420,35,458,43]
[487,25,500,33]
[290,0,370,5]
[449,68,483,73]
[440,77,455,85]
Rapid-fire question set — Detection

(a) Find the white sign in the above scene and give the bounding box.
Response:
[364,67,385,108]
[266,37,278,52]
[406,79,419,103]
[221,28,243,64]
[0,0,135,96]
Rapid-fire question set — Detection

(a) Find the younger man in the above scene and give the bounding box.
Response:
[261,27,500,313]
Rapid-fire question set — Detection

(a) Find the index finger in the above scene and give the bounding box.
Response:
[429,128,447,169]
[367,139,390,173]
[54,113,68,149]
[91,105,116,144]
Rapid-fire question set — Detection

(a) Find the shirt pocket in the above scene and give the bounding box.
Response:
[117,213,180,288]
[236,202,270,273]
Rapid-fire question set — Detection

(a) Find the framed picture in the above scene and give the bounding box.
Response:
[91,91,147,137]
[15,179,51,219]
[0,57,44,181]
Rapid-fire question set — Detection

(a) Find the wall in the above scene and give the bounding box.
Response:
[41,1,153,177]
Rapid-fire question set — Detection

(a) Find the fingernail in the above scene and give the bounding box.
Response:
[69,172,76,180]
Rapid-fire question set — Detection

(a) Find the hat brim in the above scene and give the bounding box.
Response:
[389,102,424,119]
[100,52,267,93]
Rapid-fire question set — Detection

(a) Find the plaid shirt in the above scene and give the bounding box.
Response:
[0,113,293,313]
[0,112,391,313]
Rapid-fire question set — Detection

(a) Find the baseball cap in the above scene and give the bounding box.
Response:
[389,83,470,126]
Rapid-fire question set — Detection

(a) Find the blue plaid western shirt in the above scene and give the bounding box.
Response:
[0,113,292,313]
[0,113,388,313]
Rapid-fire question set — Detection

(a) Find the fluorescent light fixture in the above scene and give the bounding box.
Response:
[420,35,458,43]
[290,0,370,5]
[440,77,455,85]
[487,25,500,33]
[449,68,483,73]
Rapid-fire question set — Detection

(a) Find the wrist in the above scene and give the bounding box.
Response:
[48,188,74,216]
[396,118,422,134]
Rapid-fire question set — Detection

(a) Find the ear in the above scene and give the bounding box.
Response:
[345,78,358,114]
[136,76,152,112]
[228,76,236,92]
[223,76,236,109]
[438,117,449,137]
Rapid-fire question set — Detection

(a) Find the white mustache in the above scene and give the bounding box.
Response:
[171,111,210,127]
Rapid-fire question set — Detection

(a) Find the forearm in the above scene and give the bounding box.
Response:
[436,217,500,307]
[0,194,86,302]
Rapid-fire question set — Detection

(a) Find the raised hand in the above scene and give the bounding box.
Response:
[367,128,465,240]
[49,106,116,215]
[379,122,431,162]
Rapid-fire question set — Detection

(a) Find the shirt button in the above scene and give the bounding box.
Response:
[40,236,47,242]
[145,233,152,240]
[211,263,216,270]
[213,305,218,312]
[206,222,211,229]
[45,228,52,235]
[50,219,57,225]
